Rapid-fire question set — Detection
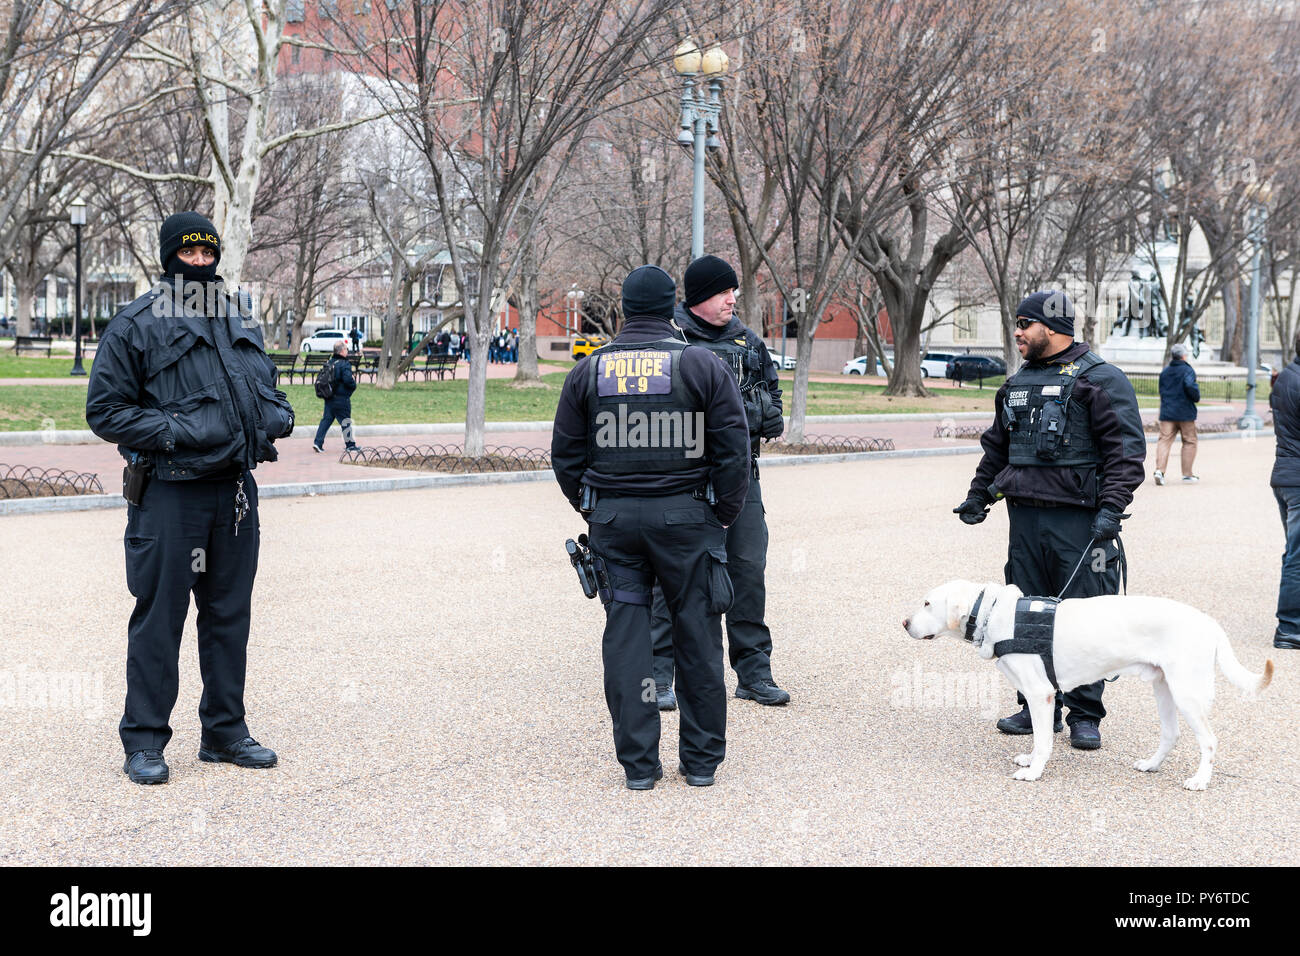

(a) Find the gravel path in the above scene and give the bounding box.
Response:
[1,434,1294,865]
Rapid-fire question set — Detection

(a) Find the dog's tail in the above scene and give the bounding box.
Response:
[1215,626,1274,696]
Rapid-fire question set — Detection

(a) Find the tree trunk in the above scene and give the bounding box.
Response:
[375,255,408,390]
[464,326,490,456]
[1221,276,1242,365]
[514,242,540,383]
[881,284,928,397]
[785,311,821,444]
[15,279,34,337]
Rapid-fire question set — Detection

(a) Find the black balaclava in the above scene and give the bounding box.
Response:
[159,212,222,281]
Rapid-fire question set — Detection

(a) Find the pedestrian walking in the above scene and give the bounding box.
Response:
[1154,343,1200,484]
[313,340,359,453]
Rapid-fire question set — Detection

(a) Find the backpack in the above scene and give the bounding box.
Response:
[314,359,337,399]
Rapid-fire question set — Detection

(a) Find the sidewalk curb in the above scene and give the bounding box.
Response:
[1,427,1268,516]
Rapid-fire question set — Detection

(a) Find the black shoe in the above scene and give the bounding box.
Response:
[1069,720,1102,750]
[735,679,791,706]
[1274,633,1300,649]
[677,763,715,787]
[198,736,277,768]
[657,686,677,711]
[123,749,169,785]
[345,444,359,452]
[626,765,664,791]
[996,705,1063,735]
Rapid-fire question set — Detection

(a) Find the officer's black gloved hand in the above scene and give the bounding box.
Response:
[953,496,991,525]
[1090,507,1126,541]
[760,395,784,439]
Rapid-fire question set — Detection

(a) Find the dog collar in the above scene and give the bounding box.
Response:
[964,589,986,645]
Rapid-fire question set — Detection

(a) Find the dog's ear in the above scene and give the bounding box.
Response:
[946,582,974,632]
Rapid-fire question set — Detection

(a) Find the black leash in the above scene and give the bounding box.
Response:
[1055,533,1128,600]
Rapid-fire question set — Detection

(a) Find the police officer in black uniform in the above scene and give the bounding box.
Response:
[86,212,296,785]
[552,265,750,789]
[649,256,788,710]
[955,291,1145,750]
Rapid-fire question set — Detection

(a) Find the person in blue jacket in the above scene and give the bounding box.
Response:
[1154,343,1200,485]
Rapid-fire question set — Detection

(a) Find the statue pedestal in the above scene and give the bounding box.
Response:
[1099,334,1168,368]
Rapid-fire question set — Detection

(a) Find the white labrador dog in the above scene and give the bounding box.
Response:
[903,580,1274,790]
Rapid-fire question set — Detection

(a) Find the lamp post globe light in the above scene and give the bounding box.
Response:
[673,38,728,260]
[1240,182,1271,431]
[566,285,584,335]
[69,198,87,377]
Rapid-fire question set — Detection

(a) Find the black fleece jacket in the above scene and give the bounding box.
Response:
[551,314,750,524]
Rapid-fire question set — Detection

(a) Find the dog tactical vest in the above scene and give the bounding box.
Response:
[586,338,698,474]
[993,597,1060,690]
[1003,351,1104,466]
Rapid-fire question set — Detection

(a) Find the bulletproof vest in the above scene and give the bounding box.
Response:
[586,338,702,474]
[993,597,1059,689]
[1003,351,1104,467]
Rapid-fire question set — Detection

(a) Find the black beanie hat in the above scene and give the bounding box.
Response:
[622,265,677,320]
[1015,290,1076,337]
[159,212,221,273]
[683,255,739,307]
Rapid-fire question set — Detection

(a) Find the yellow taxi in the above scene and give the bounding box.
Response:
[570,334,610,359]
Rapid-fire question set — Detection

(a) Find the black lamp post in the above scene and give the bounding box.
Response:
[69,199,86,376]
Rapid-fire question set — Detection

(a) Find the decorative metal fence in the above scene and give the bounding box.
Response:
[0,465,103,498]
[342,444,552,473]
[767,436,895,454]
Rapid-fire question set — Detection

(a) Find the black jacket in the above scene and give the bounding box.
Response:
[86,278,296,480]
[1271,358,1300,487]
[326,355,357,400]
[674,303,783,453]
[1158,359,1199,422]
[968,341,1146,512]
[551,314,751,524]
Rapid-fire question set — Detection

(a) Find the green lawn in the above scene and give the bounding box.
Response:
[0,365,1269,431]
[0,354,94,377]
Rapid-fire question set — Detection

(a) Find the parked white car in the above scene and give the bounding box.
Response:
[842,355,887,376]
[301,328,350,352]
[767,347,797,370]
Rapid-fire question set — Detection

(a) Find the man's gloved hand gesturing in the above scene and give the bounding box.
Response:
[953,496,991,525]
[1090,507,1125,541]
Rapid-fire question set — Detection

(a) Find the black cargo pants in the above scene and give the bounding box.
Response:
[119,472,260,755]
[585,491,732,780]
[1006,501,1123,726]
[651,476,772,689]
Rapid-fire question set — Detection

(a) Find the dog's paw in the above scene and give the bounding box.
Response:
[1183,776,1209,791]
[1134,758,1160,773]
[1012,767,1042,781]
[1013,754,1033,767]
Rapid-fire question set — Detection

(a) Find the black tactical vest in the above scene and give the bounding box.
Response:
[1003,351,1104,467]
[693,332,764,394]
[586,338,702,474]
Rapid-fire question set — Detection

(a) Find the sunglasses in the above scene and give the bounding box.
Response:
[1014,318,1040,330]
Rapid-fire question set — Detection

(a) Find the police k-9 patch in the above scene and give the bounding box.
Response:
[597,350,673,396]
[1007,388,1030,407]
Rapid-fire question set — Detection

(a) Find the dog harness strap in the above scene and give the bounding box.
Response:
[993,597,1060,690]
[964,590,985,644]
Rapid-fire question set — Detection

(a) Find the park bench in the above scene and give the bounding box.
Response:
[301,353,332,384]
[13,335,52,357]
[419,353,458,381]
[349,352,380,383]
[269,353,299,385]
